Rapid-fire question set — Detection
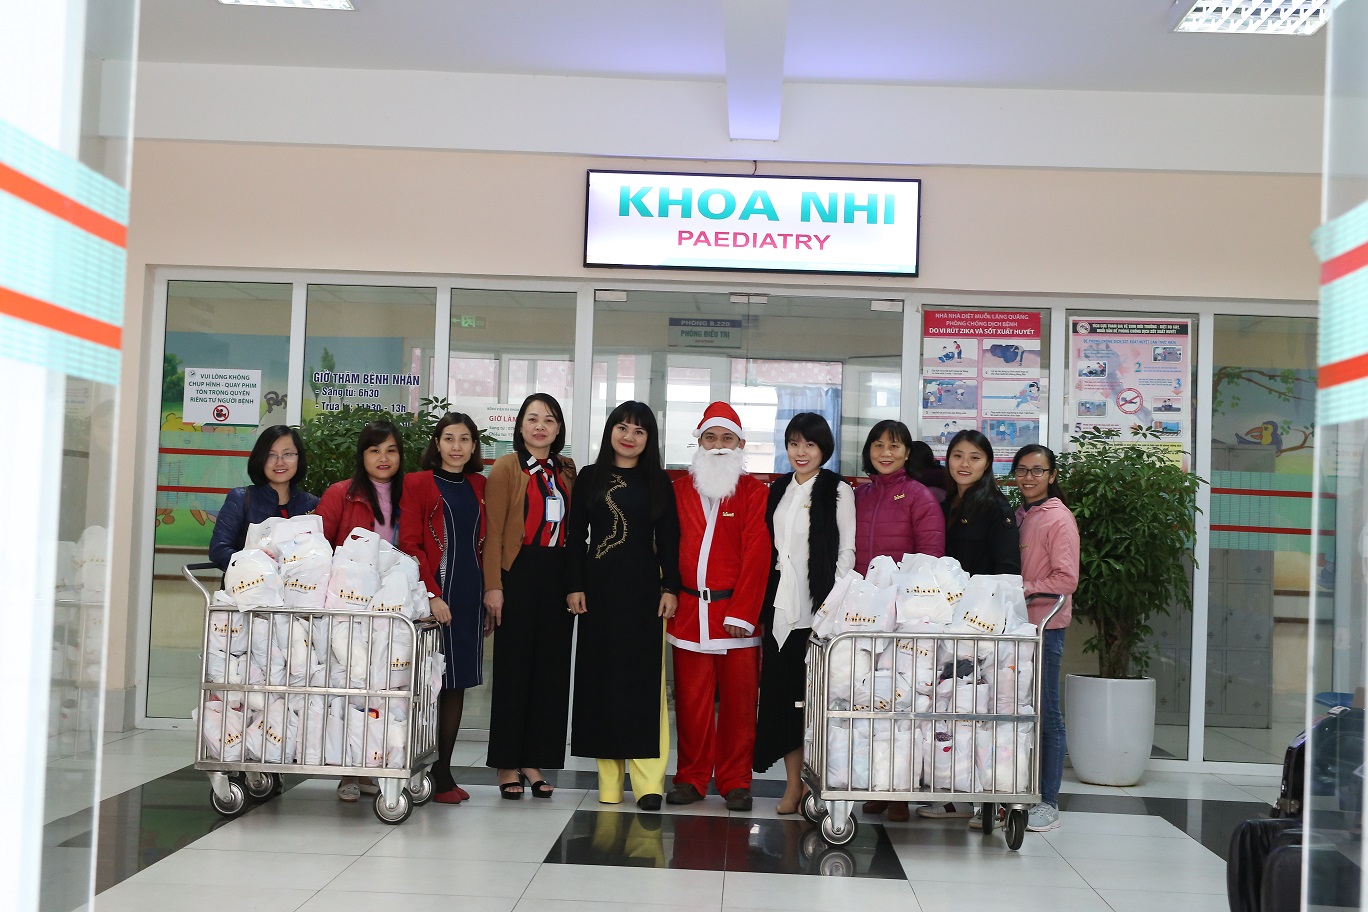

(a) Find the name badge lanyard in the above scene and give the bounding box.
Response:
[527,456,565,542]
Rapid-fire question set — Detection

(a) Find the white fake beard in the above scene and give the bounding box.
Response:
[689,446,746,500]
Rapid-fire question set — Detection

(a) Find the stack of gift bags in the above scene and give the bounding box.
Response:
[812,553,1037,795]
[192,517,444,769]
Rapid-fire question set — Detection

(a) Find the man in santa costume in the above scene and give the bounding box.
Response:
[665,401,771,811]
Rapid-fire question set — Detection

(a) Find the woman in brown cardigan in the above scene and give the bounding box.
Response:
[482,392,577,798]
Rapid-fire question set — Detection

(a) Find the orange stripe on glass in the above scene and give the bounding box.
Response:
[0,161,127,248]
[0,284,122,349]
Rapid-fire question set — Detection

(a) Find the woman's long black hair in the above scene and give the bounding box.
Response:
[945,429,1002,521]
[590,400,673,519]
[1010,444,1067,506]
[348,420,404,525]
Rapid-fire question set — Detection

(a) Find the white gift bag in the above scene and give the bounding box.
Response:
[330,620,371,686]
[245,518,284,560]
[928,721,976,792]
[834,579,897,634]
[810,571,859,638]
[197,700,246,761]
[892,554,949,628]
[384,720,407,768]
[344,706,387,768]
[208,610,251,656]
[300,696,349,766]
[975,724,1034,793]
[932,557,969,615]
[865,554,898,589]
[274,515,326,559]
[368,572,409,615]
[826,636,880,708]
[224,550,285,608]
[870,720,915,792]
[282,553,331,608]
[368,620,414,690]
[337,527,382,569]
[324,558,381,612]
[377,538,401,575]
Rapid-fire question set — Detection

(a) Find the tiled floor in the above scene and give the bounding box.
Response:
[48,730,1292,912]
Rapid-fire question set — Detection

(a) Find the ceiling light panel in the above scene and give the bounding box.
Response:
[1174,1,1330,35]
[218,0,355,9]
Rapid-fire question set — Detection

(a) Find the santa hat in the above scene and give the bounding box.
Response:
[692,401,744,439]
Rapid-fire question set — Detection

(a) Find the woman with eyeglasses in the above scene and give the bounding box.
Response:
[1008,444,1078,833]
[483,393,577,799]
[209,425,319,571]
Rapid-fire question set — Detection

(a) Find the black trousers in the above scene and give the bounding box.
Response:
[486,546,574,770]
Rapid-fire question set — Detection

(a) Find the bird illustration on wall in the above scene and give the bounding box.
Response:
[1235,421,1284,454]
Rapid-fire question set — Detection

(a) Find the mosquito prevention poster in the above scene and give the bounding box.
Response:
[920,309,1042,464]
[1069,317,1192,457]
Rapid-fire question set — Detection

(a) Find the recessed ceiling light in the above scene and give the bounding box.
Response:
[1173,1,1330,35]
[218,0,355,9]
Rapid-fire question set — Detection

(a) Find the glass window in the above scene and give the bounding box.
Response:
[302,285,437,419]
[1206,315,1321,762]
[591,291,902,475]
[149,281,293,718]
[1064,309,1199,760]
[449,289,577,463]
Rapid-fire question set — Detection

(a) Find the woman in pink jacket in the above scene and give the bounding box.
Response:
[1010,444,1079,833]
[853,419,945,822]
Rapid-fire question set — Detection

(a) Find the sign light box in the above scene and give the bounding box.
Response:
[584,170,921,277]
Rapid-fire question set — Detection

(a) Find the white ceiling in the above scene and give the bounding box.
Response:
[137,0,1327,96]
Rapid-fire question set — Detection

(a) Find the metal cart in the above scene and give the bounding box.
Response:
[184,562,443,825]
[801,595,1063,851]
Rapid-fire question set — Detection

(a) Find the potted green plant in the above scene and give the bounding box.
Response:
[1052,426,1203,785]
[298,396,494,493]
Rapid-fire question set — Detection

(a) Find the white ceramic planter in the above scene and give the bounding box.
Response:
[1064,674,1156,787]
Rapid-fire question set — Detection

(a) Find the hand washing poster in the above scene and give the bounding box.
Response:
[920,310,1042,464]
[1069,318,1191,459]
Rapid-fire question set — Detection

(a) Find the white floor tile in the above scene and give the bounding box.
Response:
[459,784,590,810]
[1098,888,1232,912]
[911,881,1111,912]
[322,856,538,898]
[523,865,724,907]
[92,880,316,912]
[188,804,393,855]
[1234,785,1279,804]
[1119,772,1256,803]
[1069,858,1228,894]
[132,848,357,890]
[890,848,1089,888]
[722,870,917,911]
[1054,812,1187,838]
[1041,831,1221,862]
[882,823,1062,857]
[369,821,560,862]
[516,901,718,912]
[298,892,518,912]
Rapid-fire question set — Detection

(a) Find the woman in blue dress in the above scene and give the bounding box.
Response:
[399,413,486,804]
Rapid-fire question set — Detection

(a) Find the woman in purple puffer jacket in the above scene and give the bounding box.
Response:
[853,419,946,823]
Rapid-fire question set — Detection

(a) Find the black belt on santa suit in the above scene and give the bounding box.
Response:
[681,586,734,602]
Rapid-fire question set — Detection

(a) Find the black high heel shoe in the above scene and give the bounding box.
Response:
[499,773,525,800]
[520,770,553,798]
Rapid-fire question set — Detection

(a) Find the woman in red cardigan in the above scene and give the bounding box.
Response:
[314,419,405,802]
[398,412,486,804]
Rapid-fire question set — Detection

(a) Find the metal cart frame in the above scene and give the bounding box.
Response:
[801,595,1063,850]
[184,562,442,825]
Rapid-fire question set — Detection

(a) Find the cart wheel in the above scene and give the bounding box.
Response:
[244,772,279,800]
[819,812,857,846]
[210,779,248,818]
[374,789,413,825]
[1005,809,1027,851]
[980,802,995,836]
[800,791,826,824]
[817,848,856,877]
[410,773,434,807]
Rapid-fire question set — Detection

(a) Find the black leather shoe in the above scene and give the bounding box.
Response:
[665,783,704,805]
[724,788,753,812]
[636,793,663,811]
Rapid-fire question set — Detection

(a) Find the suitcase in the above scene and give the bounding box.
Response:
[1272,704,1363,818]
[1226,818,1299,912]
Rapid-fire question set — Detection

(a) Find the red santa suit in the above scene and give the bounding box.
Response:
[668,469,771,795]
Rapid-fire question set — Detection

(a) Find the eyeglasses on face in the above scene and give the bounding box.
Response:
[266,452,299,462]
[1013,466,1048,478]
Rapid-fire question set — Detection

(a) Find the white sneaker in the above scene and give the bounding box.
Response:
[916,802,973,819]
[967,808,983,830]
[1026,803,1061,831]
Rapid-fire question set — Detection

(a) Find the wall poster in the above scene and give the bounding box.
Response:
[1069,317,1191,459]
[919,309,1042,465]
